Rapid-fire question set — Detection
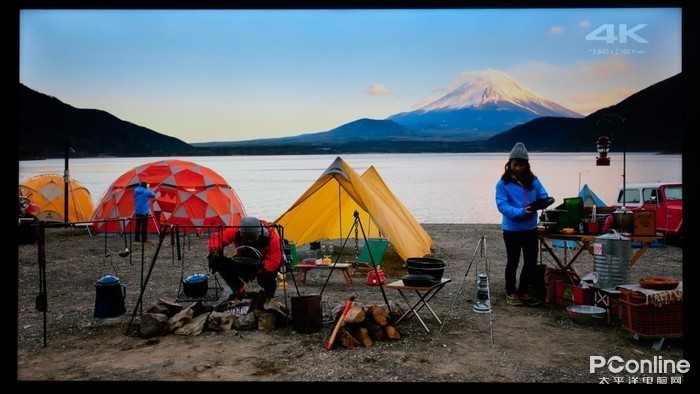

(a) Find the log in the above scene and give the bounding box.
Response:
[367,305,389,327]
[364,320,384,342]
[387,301,404,322]
[168,308,194,332]
[174,312,209,336]
[338,328,361,349]
[187,301,212,318]
[207,311,232,332]
[348,326,372,347]
[385,324,401,340]
[146,304,171,316]
[344,305,366,324]
[157,298,183,316]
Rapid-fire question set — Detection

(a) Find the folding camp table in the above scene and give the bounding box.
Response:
[387,278,451,333]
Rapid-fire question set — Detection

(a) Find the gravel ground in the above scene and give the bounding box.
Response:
[16,224,688,383]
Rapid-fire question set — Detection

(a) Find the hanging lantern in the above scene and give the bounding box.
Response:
[473,273,491,313]
[596,136,611,166]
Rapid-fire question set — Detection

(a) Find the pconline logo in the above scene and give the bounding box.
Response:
[590,356,690,374]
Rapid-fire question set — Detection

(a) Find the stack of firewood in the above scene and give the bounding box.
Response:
[138,292,289,338]
[330,303,403,349]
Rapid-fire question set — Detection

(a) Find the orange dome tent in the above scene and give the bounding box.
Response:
[19,174,94,223]
[91,159,246,234]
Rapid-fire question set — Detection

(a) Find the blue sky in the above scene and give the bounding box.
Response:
[20,8,681,143]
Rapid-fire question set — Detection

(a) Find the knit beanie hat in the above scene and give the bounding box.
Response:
[239,216,262,239]
[509,142,529,161]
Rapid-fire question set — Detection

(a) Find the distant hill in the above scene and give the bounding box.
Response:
[19,71,682,158]
[19,83,194,159]
[207,69,581,149]
[486,73,682,153]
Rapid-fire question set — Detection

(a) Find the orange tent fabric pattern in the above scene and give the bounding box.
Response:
[91,159,246,234]
[19,174,94,223]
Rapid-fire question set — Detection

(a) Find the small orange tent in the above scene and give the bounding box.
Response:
[19,174,94,223]
[91,159,246,234]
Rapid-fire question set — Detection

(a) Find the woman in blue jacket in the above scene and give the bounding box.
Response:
[495,142,548,306]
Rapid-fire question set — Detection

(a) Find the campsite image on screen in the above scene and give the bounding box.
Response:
[17,6,687,384]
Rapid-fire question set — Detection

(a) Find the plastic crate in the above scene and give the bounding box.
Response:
[619,288,682,337]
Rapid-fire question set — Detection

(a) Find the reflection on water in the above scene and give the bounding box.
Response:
[19,153,681,224]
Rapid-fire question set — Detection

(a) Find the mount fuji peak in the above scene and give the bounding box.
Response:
[421,69,580,116]
[389,69,581,138]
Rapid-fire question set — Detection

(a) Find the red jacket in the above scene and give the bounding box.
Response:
[207,220,282,272]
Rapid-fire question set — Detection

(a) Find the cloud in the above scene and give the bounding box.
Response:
[548,26,564,35]
[584,55,631,77]
[580,20,590,28]
[410,95,437,110]
[568,87,637,114]
[508,57,638,115]
[364,84,393,96]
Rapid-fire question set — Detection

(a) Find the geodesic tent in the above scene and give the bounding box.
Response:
[91,159,246,234]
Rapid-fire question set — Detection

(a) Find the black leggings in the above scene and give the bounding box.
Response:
[134,214,148,241]
[503,229,539,295]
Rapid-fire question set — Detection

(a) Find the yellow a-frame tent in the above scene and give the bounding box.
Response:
[274,157,433,261]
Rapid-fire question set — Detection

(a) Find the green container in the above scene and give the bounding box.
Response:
[556,197,583,227]
[283,240,299,268]
[358,238,389,267]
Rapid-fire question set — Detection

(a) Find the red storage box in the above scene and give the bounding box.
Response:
[619,288,682,337]
[555,281,593,306]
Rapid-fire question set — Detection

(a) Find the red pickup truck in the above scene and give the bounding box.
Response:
[615,182,683,240]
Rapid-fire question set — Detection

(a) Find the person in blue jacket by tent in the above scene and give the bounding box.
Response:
[133,181,156,243]
[495,142,549,307]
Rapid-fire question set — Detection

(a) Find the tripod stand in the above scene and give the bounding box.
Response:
[440,236,494,346]
[319,211,392,315]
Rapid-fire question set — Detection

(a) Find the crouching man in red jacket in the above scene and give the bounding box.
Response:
[207,216,281,299]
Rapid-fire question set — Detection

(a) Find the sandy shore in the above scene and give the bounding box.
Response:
[17,224,686,383]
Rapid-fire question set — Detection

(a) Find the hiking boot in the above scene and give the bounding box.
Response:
[519,293,542,306]
[506,292,523,306]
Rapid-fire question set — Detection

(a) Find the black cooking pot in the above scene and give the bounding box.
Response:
[231,255,263,278]
[405,257,446,280]
[402,274,440,287]
[183,273,209,298]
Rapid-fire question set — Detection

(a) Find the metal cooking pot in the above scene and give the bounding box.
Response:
[405,257,446,280]
[183,273,209,298]
[566,305,606,326]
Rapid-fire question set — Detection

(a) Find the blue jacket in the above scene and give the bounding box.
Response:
[133,186,156,215]
[495,177,548,231]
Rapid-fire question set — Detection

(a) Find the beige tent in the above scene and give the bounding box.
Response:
[274,157,433,261]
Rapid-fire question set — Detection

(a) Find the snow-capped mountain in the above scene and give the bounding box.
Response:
[389,69,581,136]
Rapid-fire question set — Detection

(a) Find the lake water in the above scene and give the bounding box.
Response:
[18,153,681,224]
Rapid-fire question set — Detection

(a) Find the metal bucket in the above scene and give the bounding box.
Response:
[291,295,322,334]
[593,231,631,290]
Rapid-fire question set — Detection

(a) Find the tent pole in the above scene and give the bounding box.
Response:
[338,182,342,242]
[64,141,70,223]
